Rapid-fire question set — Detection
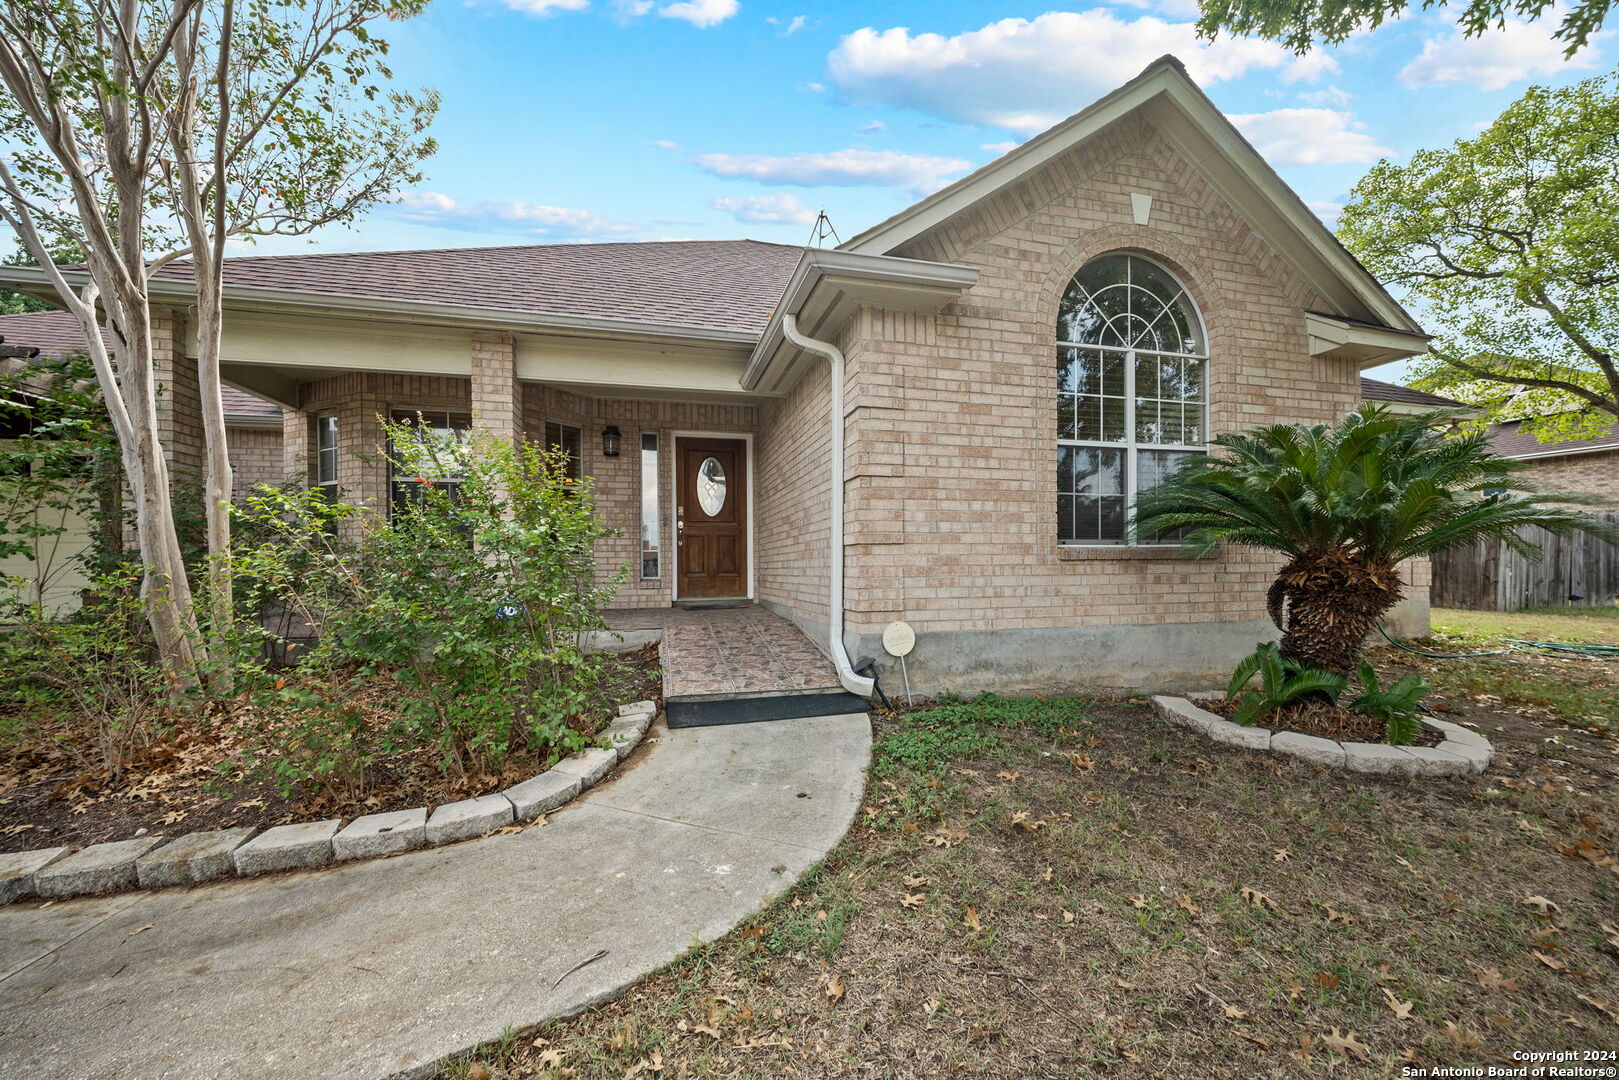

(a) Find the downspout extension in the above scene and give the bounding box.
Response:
[780,314,876,699]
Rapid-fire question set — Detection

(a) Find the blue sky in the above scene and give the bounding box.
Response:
[289,0,1609,263]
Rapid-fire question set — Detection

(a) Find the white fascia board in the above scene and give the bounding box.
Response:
[840,67,1171,257]
[743,248,977,392]
[842,57,1424,339]
[0,265,760,350]
[1306,312,1430,369]
[1506,442,1619,462]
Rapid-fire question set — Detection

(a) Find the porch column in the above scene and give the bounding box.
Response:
[282,405,310,485]
[470,331,520,445]
[151,306,204,484]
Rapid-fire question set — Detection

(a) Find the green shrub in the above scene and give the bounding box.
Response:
[1348,663,1429,746]
[1226,643,1347,726]
[1225,642,1432,744]
[231,423,623,796]
[0,565,176,780]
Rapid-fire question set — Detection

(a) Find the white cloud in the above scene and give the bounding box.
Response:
[1399,14,1606,89]
[767,13,807,34]
[981,140,1020,154]
[657,0,736,27]
[1110,0,1203,16]
[498,0,588,13]
[1297,85,1353,108]
[1228,108,1391,165]
[692,148,974,192]
[646,139,681,150]
[711,193,818,224]
[391,191,638,239]
[826,12,1330,134]
[857,120,886,134]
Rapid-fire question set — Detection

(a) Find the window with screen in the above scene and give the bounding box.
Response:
[1056,253,1208,545]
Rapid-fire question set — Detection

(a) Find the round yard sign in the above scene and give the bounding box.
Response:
[882,620,916,658]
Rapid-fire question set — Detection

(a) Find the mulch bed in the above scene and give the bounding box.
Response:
[1203,694,1445,747]
[0,643,661,855]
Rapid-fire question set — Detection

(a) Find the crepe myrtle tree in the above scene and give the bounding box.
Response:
[0,0,437,686]
[1197,0,1610,57]
[1132,405,1619,674]
[1339,71,1619,443]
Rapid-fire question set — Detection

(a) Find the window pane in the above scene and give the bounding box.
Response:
[545,421,584,482]
[1077,448,1124,496]
[1183,358,1205,402]
[1098,496,1126,541]
[1135,399,1161,443]
[640,433,659,579]
[1057,395,1077,440]
[1134,354,1161,399]
[1101,352,1126,397]
[1074,396,1101,441]
[1100,395,1125,441]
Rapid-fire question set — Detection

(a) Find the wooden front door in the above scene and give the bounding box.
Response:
[677,437,747,598]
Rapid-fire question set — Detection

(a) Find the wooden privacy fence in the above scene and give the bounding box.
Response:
[1430,513,1619,611]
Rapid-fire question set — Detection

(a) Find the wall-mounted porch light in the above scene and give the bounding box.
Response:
[601,425,622,458]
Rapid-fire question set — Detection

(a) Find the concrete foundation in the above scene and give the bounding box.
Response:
[849,617,1284,696]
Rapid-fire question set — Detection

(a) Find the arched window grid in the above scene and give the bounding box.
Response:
[1056,253,1209,546]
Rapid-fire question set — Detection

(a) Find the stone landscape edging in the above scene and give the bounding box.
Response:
[1149,692,1492,777]
[0,699,659,906]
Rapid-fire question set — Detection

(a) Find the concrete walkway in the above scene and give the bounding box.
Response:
[0,713,870,1080]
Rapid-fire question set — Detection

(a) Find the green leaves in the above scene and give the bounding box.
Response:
[1197,0,1611,65]
[1348,663,1429,745]
[1227,643,1348,726]
[1339,71,1619,432]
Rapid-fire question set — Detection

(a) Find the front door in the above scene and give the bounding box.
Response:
[677,437,747,598]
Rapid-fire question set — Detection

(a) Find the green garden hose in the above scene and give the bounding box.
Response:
[1376,623,1619,660]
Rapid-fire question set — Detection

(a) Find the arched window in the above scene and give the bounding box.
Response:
[1057,253,1207,545]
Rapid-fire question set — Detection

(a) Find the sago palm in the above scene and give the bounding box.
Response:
[1133,404,1619,673]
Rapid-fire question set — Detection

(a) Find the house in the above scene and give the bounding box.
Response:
[0,308,288,612]
[1359,377,1467,416]
[1486,417,1619,502]
[0,56,1432,693]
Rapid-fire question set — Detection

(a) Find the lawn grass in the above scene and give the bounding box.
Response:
[437,675,1619,1080]
[1431,605,1619,647]
[1399,608,1619,738]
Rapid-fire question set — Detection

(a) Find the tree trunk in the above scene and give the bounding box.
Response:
[194,273,236,676]
[1270,552,1404,674]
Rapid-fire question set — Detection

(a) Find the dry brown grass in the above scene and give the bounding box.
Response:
[441,656,1619,1080]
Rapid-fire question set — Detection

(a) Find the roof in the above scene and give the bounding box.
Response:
[841,55,1425,342]
[146,239,805,337]
[1360,377,1465,409]
[0,310,280,420]
[1488,417,1619,460]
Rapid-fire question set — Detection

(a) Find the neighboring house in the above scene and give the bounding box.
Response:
[1359,377,1467,415]
[1487,417,1619,502]
[0,309,285,612]
[0,56,1432,692]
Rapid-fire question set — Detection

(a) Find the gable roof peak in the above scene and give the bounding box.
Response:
[841,56,1422,338]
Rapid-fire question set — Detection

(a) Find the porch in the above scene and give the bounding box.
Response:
[605,603,844,703]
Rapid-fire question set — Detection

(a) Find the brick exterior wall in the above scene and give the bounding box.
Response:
[1517,449,1619,502]
[226,425,285,496]
[152,307,204,483]
[835,118,1399,649]
[297,372,473,510]
[756,361,833,630]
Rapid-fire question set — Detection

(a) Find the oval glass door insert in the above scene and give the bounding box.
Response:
[696,456,727,516]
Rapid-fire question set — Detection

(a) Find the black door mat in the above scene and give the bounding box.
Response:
[666,691,870,728]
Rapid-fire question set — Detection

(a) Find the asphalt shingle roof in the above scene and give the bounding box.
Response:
[0,310,280,418]
[151,239,806,336]
[1487,417,1619,458]
[1360,377,1465,409]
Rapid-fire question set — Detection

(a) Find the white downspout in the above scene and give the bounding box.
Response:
[781,313,875,698]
